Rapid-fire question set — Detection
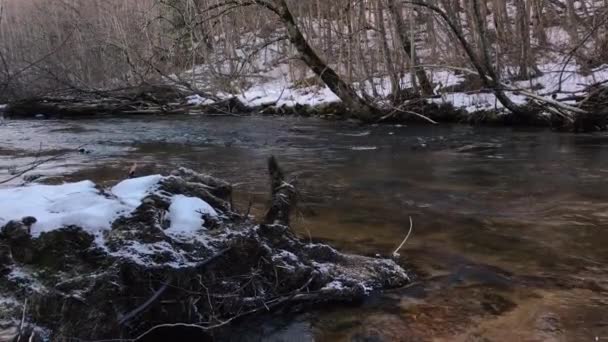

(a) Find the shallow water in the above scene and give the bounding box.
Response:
[1,116,607,341]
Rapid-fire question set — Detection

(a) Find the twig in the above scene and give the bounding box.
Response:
[392,216,413,258]
[133,275,316,341]
[380,106,438,124]
[118,277,172,326]
[17,298,28,340]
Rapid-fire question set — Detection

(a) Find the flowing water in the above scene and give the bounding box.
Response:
[1,116,607,341]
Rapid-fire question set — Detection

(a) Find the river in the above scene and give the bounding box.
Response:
[1,116,607,341]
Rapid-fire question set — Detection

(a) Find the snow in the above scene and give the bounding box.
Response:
[429,63,608,113]
[186,94,215,106]
[167,195,217,234]
[7,268,47,294]
[111,175,162,207]
[185,61,608,115]
[0,181,126,236]
[0,175,162,237]
[0,174,223,268]
[322,280,346,291]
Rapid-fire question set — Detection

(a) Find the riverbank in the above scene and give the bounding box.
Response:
[2,62,607,131]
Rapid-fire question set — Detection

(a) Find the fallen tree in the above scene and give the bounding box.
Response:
[0,158,408,341]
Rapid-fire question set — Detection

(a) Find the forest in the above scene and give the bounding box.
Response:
[1,0,607,129]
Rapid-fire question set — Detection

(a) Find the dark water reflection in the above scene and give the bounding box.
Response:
[1,116,608,341]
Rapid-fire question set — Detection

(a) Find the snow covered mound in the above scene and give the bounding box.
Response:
[0,175,163,237]
[0,166,408,341]
[0,173,222,242]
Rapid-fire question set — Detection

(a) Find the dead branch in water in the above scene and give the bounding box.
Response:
[392,216,413,258]
[264,156,296,226]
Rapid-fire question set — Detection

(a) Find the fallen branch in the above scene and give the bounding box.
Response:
[118,278,171,326]
[264,156,296,226]
[382,106,438,124]
[133,275,316,341]
[392,216,413,258]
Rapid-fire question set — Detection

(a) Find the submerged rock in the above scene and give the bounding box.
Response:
[0,161,408,341]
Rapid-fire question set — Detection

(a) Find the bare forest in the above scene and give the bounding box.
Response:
[1,0,607,127]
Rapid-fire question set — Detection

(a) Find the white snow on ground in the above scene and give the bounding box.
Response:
[0,180,130,236]
[430,63,608,113]
[167,194,217,234]
[0,174,222,267]
[186,94,215,106]
[184,59,608,115]
[0,175,214,237]
[111,175,163,207]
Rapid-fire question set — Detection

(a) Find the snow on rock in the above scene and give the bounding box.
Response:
[0,174,217,240]
[167,194,218,234]
[111,174,162,207]
[0,180,129,237]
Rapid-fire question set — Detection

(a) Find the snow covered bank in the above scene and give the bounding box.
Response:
[182,61,608,120]
[0,165,408,341]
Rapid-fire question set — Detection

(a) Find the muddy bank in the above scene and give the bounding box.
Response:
[0,160,408,341]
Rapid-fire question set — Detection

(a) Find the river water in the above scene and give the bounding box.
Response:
[1,116,607,341]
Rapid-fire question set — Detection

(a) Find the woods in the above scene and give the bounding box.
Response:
[0,0,607,128]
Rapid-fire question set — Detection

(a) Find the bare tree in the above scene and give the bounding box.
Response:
[387,0,433,95]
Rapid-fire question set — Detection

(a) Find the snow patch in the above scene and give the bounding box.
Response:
[186,94,215,106]
[111,174,162,207]
[7,268,47,294]
[167,195,217,234]
[0,175,162,237]
[322,280,346,291]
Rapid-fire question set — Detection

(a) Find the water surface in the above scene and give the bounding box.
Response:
[1,116,607,341]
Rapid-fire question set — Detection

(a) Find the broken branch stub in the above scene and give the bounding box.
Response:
[264,156,296,226]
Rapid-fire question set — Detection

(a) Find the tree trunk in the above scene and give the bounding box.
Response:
[515,0,538,79]
[386,0,433,96]
[271,0,378,121]
[376,0,401,100]
[409,0,523,114]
